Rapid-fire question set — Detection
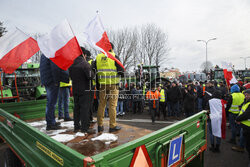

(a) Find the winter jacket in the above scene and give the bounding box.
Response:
[167,86,182,103]
[40,54,69,87]
[236,100,250,134]
[69,56,95,96]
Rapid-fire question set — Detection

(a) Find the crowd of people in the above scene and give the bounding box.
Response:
[40,42,250,165]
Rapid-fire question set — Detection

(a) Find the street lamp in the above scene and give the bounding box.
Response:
[197,38,217,73]
[240,56,250,69]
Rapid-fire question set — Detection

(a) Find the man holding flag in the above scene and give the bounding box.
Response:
[84,13,125,133]
[92,43,124,132]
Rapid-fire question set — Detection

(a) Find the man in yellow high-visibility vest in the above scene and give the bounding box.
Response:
[236,89,250,165]
[158,85,167,120]
[226,84,245,144]
[92,43,124,133]
[58,80,73,121]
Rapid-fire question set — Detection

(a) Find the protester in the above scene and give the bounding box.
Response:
[69,48,95,134]
[93,43,124,133]
[183,84,197,117]
[196,82,203,112]
[235,89,250,166]
[85,48,96,124]
[159,85,167,120]
[117,83,125,116]
[58,80,73,121]
[167,81,182,118]
[40,54,69,130]
[146,85,159,124]
[226,84,245,144]
[208,90,225,153]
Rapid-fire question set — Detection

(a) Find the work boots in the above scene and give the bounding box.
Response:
[214,144,220,153]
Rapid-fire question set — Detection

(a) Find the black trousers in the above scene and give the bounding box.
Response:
[73,93,91,131]
[89,90,94,121]
[244,131,250,160]
[149,101,156,122]
[159,102,166,118]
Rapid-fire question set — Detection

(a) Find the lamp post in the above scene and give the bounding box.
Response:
[197,38,217,73]
[240,56,250,70]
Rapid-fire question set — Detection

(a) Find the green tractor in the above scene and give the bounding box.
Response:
[0,63,46,102]
[236,69,250,83]
[136,64,170,88]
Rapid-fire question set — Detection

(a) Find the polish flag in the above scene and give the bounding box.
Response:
[0,29,39,74]
[84,14,125,70]
[221,62,238,86]
[209,99,226,139]
[38,19,82,70]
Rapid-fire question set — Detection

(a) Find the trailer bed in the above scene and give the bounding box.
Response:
[27,119,153,156]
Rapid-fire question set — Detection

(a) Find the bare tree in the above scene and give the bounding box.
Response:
[0,21,7,37]
[200,61,213,73]
[108,27,138,71]
[138,24,170,67]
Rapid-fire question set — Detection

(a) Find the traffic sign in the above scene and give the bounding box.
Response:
[167,135,183,167]
[130,145,152,167]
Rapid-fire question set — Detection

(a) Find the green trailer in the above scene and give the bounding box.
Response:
[0,100,207,167]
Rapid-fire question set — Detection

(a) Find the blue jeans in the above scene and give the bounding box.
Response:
[170,101,180,117]
[58,87,70,118]
[116,100,124,115]
[229,113,240,140]
[208,120,221,146]
[197,98,203,112]
[45,84,59,126]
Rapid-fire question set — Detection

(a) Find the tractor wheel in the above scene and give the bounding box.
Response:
[4,148,23,167]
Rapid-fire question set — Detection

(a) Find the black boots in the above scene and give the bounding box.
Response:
[209,144,220,153]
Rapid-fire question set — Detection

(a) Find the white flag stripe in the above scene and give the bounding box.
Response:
[209,99,223,138]
[0,29,29,59]
[37,19,74,58]
[84,15,105,53]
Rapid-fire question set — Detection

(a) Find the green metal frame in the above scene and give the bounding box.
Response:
[0,99,207,167]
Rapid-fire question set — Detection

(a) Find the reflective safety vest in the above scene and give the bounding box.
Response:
[146,91,159,109]
[96,52,120,85]
[60,80,72,87]
[160,89,165,102]
[87,59,96,86]
[202,84,206,96]
[239,102,250,127]
[229,93,245,114]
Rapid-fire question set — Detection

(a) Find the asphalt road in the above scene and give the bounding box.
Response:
[0,111,249,167]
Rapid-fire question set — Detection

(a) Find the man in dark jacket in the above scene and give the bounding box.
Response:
[236,89,250,166]
[183,84,197,117]
[69,50,95,134]
[167,81,182,118]
[40,54,69,130]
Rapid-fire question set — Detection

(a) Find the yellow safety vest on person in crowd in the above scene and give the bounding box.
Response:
[60,80,72,87]
[96,52,120,85]
[239,102,250,126]
[229,93,245,114]
[160,89,165,102]
[88,59,96,86]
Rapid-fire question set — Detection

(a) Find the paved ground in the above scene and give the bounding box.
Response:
[0,111,249,166]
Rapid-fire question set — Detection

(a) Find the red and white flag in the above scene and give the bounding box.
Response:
[84,14,125,70]
[38,19,82,70]
[209,99,226,139]
[0,29,39,74]
[221,62,238,86]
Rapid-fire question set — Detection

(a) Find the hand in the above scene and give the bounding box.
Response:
[235,121,240,125]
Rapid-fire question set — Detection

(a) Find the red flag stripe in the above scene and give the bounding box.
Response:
[0,37,39,74]
[221,99,227,139]
[50,37,82,71]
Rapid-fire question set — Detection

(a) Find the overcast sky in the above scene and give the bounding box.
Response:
[1,0,250,72]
